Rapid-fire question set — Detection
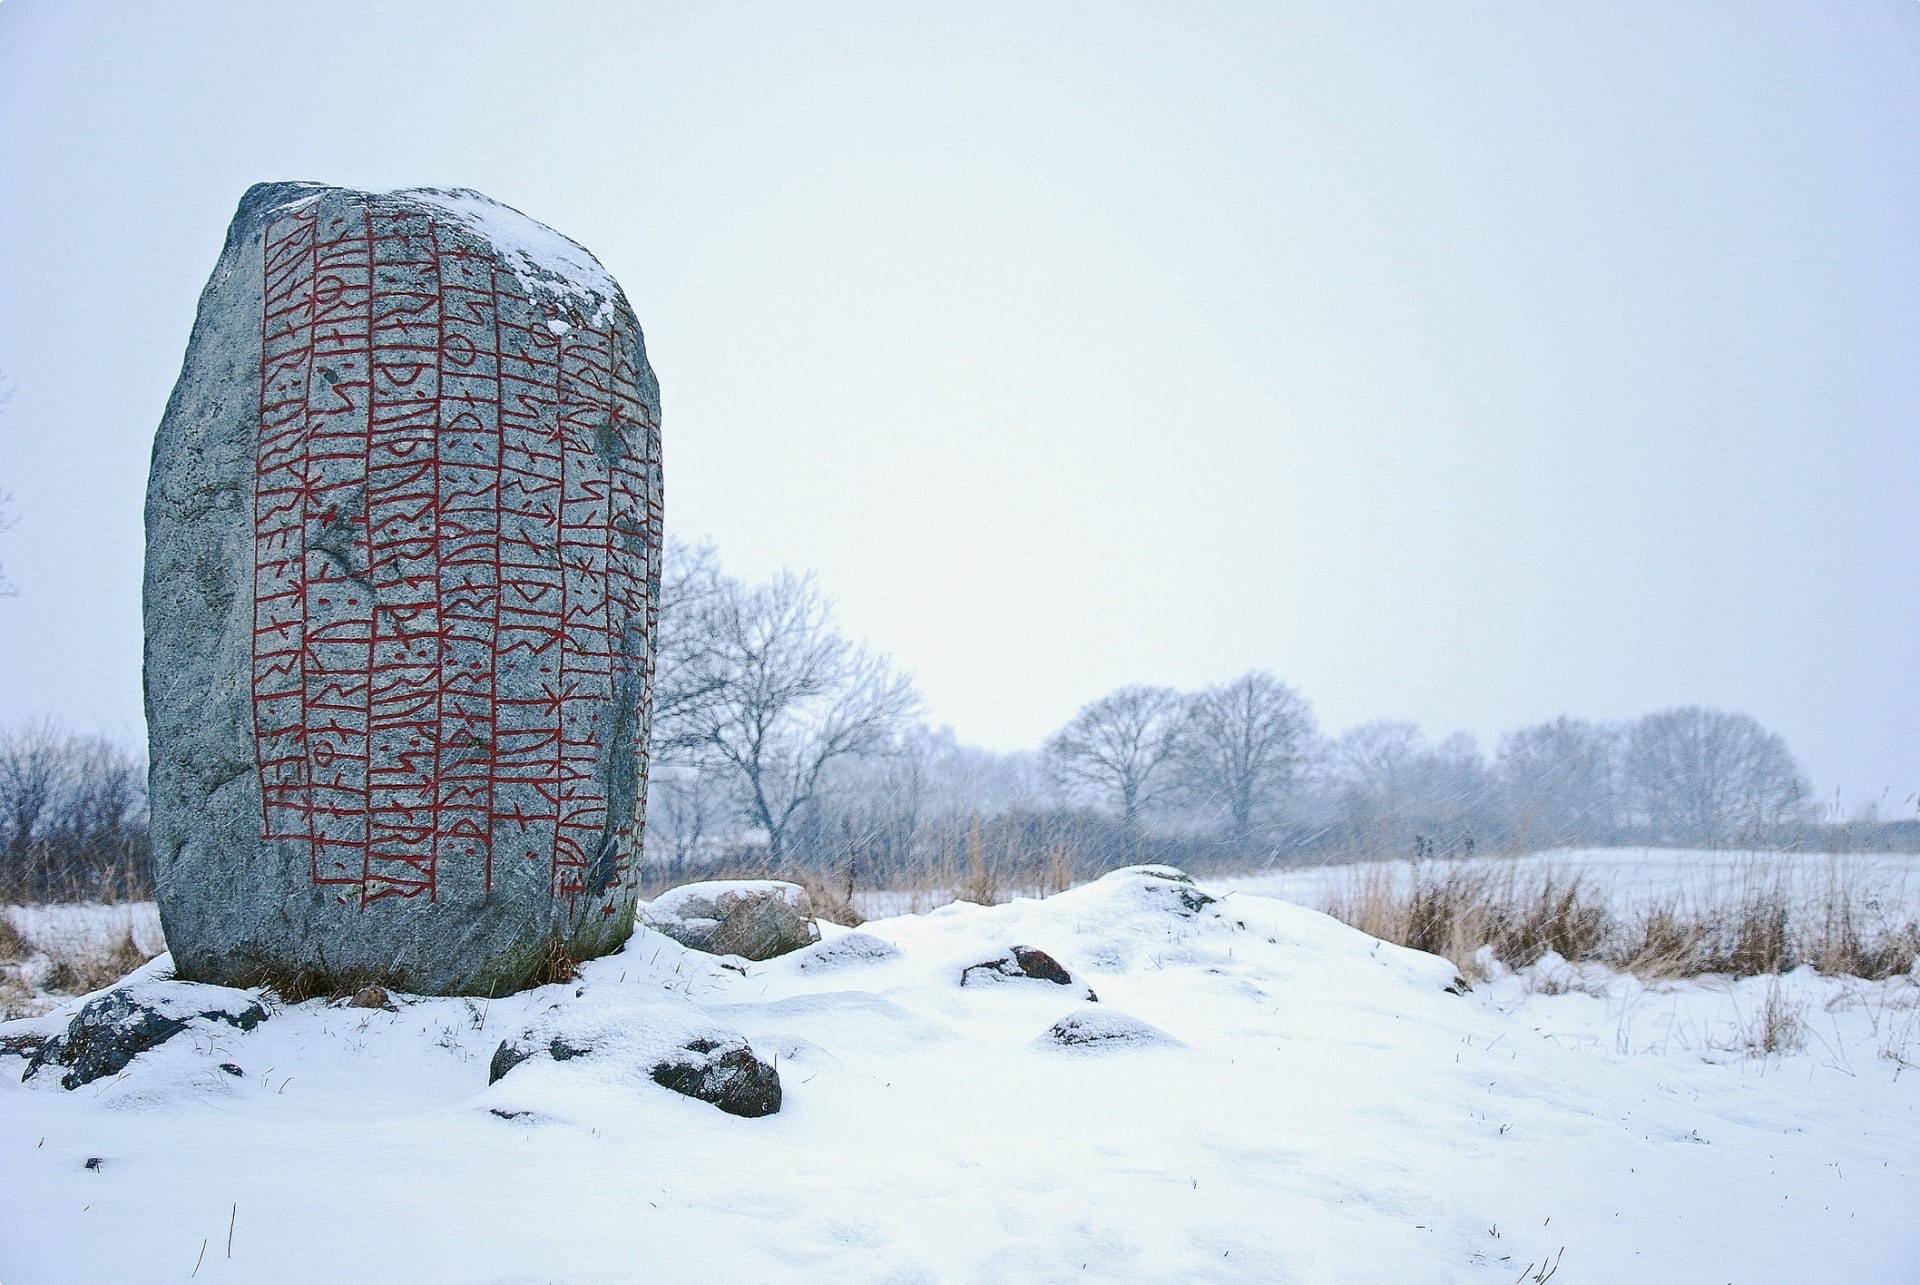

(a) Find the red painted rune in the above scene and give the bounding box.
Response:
[251,198,660,912]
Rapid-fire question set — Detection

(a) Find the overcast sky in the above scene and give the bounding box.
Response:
[0,2,1915,812]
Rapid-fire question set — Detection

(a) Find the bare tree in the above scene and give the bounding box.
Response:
[1177,671,1315,847]
[1497,716,1621,846]
[668,569,920,861]
[1044,685,1185,834]
[1328,720,1425,843]
[1623,706,1811,845]
[0,719,66,858]
[643,762,731,880]
[0,721,150,899]
[648,537,728,754]
[1326,722,1501,853]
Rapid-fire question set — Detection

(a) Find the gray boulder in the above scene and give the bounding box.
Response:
[145,183,662,996]
[644,880,821,961]
[25,982,269,1089]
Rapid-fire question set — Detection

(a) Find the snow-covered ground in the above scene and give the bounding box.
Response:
[3,863,1916,1281]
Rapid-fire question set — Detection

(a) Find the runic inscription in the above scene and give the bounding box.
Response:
[251,199,660,910]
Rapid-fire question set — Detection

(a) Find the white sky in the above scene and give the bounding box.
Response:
[0,2,1915,811]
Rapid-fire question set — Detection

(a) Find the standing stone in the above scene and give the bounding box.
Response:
[145,183,662,996]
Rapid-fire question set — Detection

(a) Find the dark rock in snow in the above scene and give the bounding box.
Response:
[647,1035,783,1118]
[145,182,663,997]
[489,1018,782,1118]
[1096,865,1218,916]
[961,946,1097,1000]
[644,881,820,961]
[24,983,269,1089]
[0,1029,51,1062]
[1039,1011,1178,1051]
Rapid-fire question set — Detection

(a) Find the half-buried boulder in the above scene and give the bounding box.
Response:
[644,880,820,961]
[1095,865,1218,917]
[1039,1011,1179,1052]
[960,946,1098,1001]
[488,992,781,1117]
[794,931,901,972]
[24,983,269,1089]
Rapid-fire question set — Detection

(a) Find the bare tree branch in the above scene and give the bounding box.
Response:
[660,567,920,860]
[1043,685,1185,834]
[1176,670,1316,847]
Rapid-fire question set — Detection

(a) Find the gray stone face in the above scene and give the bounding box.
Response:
[145,183,662,996]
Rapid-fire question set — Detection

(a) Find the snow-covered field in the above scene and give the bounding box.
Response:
[3,862,1918,1281]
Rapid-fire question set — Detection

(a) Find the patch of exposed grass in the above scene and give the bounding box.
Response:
[41,929,151,996]
[1322,865,1613,982]
[1320,860,1920,984]
[1737,978,1808,1057]
[0,916,29,964]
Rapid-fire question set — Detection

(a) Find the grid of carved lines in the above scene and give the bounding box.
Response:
[252,199,657,908]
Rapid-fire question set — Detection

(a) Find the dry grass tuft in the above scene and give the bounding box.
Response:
[0,916,29,964]
[0,970,40,1021]
[790,871,865,928]
[1739,978,1808,1057]
[41,929,152,996]
[1617,903,1715,979]
[529,935,582,988]
[1320,859,1920,984]
[1322,865,1611,981]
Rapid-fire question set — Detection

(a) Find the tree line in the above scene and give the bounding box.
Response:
[2,540,1911,902]
[0,721,149,901]
[646,542,1910,883]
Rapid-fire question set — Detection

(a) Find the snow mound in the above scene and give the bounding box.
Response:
[790,931,902,971]
[1037,1010,1177,1051]
[2,865,1916,1281]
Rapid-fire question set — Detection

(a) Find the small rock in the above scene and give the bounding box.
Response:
[1038,1011,1178,1051]
[218,1063,244,1077]
[648,1036,783,1118]
[961,946,1097,1000]
[24,982,269,1089]
[644,881,821,961]
[348,985,391,1010]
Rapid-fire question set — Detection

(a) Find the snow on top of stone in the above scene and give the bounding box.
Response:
[405,187,621,328]
[646,879,811,925]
